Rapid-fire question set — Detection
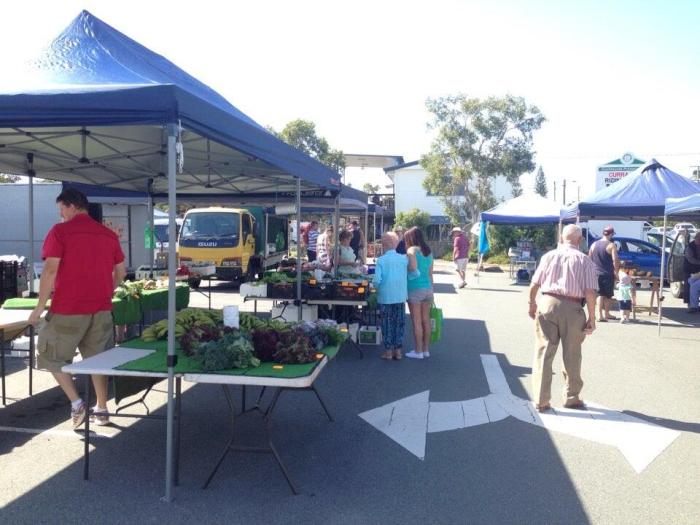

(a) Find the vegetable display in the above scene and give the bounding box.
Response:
[139,310,346,371]
[192,332,259,371]
[141,308,223,342]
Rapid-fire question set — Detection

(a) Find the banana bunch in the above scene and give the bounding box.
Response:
[141,308,224,342]
[141,319,170,342]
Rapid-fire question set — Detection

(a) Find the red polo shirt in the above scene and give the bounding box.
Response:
[42,213,125,315]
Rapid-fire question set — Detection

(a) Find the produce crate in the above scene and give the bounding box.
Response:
[358,326,381,345]
[0,261,18,304]
[333,280,369,301]
[267,282,295,299]
[301,279,333,300]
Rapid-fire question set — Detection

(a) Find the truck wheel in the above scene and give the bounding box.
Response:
[669,281,683,298]
[188,278,201,289]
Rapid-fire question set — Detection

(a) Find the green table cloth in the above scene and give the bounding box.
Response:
[1,285,189,325]
[117,338,341,379]
[140,285,190,313]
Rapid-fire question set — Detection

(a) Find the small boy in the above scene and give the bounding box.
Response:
[617,269,635,323]
[373,232,413,360]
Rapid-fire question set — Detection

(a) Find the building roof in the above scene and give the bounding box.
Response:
[344,154,404,169]
[383,160,420,173]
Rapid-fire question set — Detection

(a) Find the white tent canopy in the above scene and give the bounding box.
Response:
[480,193,564,224]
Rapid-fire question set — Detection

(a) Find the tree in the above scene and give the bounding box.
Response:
[272,119,345,173]
[394,208,431,231]
[421,94,545,224]
[534,166,548,197]
[362,183,380,194]
[0,173,20,183]
[511,179,523,197]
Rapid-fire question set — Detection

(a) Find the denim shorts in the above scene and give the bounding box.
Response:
[618,300,632,311]
[407,288,434,304]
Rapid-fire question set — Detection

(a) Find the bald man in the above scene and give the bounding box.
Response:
[527,225,598,412]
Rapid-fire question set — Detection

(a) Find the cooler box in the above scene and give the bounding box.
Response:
[358,326,381,345]
[240,282,267,298]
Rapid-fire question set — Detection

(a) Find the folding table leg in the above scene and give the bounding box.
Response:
[310,385,333,422]
[28,325,34,396]
[1,328,5,406]
[83,374,91,481]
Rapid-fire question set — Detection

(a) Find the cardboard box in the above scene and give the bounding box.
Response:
[270,303,318,323]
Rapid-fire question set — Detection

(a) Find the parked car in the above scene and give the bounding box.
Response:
[645,232,674,251]
[672,222,696,234]
[647,226,676,238]
[667,229,694,298]
[590,235,663,277]
[612,237,663,277]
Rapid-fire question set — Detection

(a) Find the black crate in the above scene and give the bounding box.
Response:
[267,282,295,299]
[333,281,369,301]
[0,261,18,304]
[302,281,333,300]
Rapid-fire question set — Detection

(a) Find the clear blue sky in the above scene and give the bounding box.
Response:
[2,0,699,198]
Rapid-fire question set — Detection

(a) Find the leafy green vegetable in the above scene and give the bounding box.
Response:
[192,332,260,371]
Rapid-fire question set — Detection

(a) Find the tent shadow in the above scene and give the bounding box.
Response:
[621,410,700,435]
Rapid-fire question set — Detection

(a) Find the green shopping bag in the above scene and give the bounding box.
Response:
[430,303,443,343]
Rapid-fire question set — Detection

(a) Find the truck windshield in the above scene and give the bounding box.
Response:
[181,212,240,245]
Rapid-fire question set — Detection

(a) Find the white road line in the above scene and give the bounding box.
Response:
[359,354,681,472]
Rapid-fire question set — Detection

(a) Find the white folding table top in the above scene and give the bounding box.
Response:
[0,309,35,331]
[185,356,328,388]
[62,347,170,378]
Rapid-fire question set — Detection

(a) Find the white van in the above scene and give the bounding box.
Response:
[153,217,183,255]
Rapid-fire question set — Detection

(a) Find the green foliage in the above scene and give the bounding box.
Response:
[421,94,545,224]
[272,119,345,174]
[487,224,557,255]
[0,173,20,183]
[394,208,431,231]
[534,166,548,197]
[193,332,260,371]
[362,183,380,194]
[511,180,523,197]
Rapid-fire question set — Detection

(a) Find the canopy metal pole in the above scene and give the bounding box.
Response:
[364,207,369,264]
[163,123,177,502]
[380,214,384,255]
[657,214,668,336]
[27,154,35,294]
[332,194,340,275]
[147,178,154,276]
[373,211,377,259]
[296,178,302,322]
[265,212,269,257]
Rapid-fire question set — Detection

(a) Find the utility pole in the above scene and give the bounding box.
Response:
[562,179,567,205]
[553,181,557,202]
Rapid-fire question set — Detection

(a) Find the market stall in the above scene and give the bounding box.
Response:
[0,10,340,500]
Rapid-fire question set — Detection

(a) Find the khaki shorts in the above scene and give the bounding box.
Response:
[36,311,114,373]
[455,258,468,272]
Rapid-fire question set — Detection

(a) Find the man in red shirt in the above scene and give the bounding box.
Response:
[452,227,470,288]
[29,188,126,428]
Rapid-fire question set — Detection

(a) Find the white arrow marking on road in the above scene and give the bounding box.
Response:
[359,355,680,472]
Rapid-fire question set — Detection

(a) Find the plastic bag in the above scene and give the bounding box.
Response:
[430,303,443,343]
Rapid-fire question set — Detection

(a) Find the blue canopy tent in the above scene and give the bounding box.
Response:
[562,159,700,220]
[658,193,700,334]
[0,11,341,500]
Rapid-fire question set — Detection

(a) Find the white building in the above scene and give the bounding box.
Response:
[384,160,514,224]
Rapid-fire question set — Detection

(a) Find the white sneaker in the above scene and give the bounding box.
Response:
[620,318,629,324]
[423,352,431,358]
[90,406,110,426]
[405,351,424,359]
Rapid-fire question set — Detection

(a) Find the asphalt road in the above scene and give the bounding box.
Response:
[0,261,698,524]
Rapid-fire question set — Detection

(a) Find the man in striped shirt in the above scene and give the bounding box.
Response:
[307,221,319,262]
[528,224,598,413]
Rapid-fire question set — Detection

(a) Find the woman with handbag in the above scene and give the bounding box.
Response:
[404,226,434,359]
